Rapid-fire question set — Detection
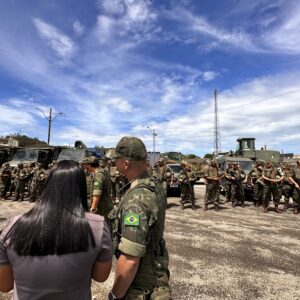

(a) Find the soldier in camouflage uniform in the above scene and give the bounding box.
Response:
[262,160,283,213]
[178,162,196,210]
[228,162,246,208]
[153,158,173,195]
[13,163,30,201]
[281,164,295,210]
[30,163,47,202]
[0,162,11,199]
[248,161,264,207]
[203,160,224,211]
[292,161,300,214]
[109,159,120,205]
[89,158,113,222]
[108,136,171,300]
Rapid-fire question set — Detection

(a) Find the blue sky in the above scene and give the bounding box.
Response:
[1,0,300,156]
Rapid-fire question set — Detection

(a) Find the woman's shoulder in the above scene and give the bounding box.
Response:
[85,213,105,226]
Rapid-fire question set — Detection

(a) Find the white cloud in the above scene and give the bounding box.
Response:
[108,97,133,112]
[100,0,125,15]
[33,18,76,59]
[202,71,218,82]
[73,21,85,36]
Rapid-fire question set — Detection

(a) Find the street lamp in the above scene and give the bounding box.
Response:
[147,126,157,154]
[35,108,63,145]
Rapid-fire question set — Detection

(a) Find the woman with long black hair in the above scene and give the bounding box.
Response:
[0,160,112,300]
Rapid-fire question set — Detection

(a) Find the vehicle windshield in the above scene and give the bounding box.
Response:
[234,161,254,173]
[168,164,181,173]
[12,149,39,161]
[57,149,86,162]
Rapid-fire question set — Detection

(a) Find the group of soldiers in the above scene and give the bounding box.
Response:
[0,162,47,202]
[203,159,300,214]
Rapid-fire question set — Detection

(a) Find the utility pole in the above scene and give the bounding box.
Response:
[35,108,63,145]
[213,89,221,157]
[147,126,157,153]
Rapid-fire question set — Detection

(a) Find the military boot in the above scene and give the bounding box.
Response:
[274,204,282,213]
[214,205,219,212]
[283,199,289,210]
[232,202,236,208]
[293,207,299,214]
[191,204,197,211]
[241,202,245,208]
[203,204,208,211]
[19,195,24,202]
[13,195,19,201]
[263,206,268,213]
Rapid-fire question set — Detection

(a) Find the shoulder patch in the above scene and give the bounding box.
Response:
[124,213,140,226]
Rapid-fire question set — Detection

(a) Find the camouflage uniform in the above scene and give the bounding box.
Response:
[262,163,282,212]
[230,166,246,207]
[178,164,196,210]
[0,163,11,199]
[292,163,300,213]
[153,160,173,195]
[204,162,223,211]
[108,136,171,300]
[14,164,30,201]
[30,164,47,202]
[249,164,264,206]
[109,162,120,204]
[91,166,113,222]
[282,166,294,209]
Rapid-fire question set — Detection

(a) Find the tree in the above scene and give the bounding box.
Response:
[204,153,213,159]
[0,134,47,147]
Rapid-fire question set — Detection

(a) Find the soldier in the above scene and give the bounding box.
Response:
[281,164,295,210]
[109,159,120,205]
[228,162,246,208]
[0,163,11,199]
[203,160,224,211]
[224,162,234,203]
[153,158,173,195]
[248,161,265,207]
[13,163,30,202]
[291,161,300,214]
[26,162,35,198]
[108,136,171,299]
[30,163,47,202]
[178,162,196,210]
[262,160,283,213]
[89,158,113,222]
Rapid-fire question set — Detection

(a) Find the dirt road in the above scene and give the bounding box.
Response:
[1,185,300,300]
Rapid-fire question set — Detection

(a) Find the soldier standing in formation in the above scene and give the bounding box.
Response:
[109,159,120,205]
[30,163,47,202]
[178,162,196,210]
[262,160,283,213]
[291,161,300,214]
[0,163,11,199]
[89,158,113,222]
[248,161,264,207]
[13,163,29,202]
[153,158,173,195]
[228,162,246,208]
[203,160,224,211]
[108,136,171,300]
[281,164,295,210]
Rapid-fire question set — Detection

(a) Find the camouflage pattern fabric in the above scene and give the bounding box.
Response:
[111,172,171,299]
[0,165,11,198]
[204,166,221,205]
[91,168,113,221]
[262,166,280,207]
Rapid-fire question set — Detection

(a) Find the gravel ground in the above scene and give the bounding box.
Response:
[1,185,300,300]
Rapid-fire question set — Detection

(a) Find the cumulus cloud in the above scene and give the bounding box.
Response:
[33,18,76,59]
[73,21,85,36]
[108,97,133,112]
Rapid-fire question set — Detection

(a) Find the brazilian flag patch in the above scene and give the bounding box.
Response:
[124,213,140,226]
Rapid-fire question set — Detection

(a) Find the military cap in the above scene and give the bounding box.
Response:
[82,156,98,164]
[108,136,147,161]
[159,158,165,163]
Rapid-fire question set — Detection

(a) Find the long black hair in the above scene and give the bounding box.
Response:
[4,160,95,256]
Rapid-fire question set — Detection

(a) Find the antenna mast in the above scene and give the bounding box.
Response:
[213,89,221,156]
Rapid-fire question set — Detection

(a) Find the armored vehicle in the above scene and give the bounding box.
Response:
[10,147,59,168]
[57,141,104,163]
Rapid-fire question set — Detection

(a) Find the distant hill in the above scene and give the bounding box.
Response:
[0,134,48,147]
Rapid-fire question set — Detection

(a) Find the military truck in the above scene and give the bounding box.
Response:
[10,147,60,168]
[216,137,281,201]
[56,141,104,163]
[0,146,17,166]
